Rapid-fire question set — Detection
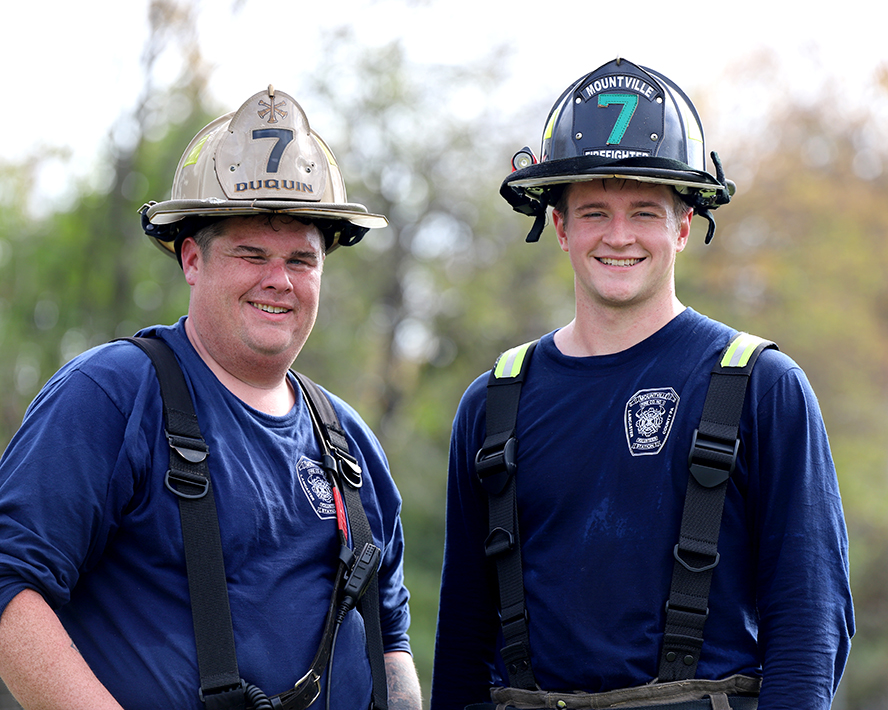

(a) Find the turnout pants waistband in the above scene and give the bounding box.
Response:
[479,674,761,710]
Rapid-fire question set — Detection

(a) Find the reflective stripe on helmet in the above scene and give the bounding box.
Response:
[183,134,210,169]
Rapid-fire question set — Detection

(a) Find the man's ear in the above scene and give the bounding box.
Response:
[180,237,201,286]
[553,209,570,253]
[675,209,693,253]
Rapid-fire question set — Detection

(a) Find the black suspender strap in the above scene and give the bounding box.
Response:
[120,337,246,710]
[293,373,389,710]
[475,341,539,690]
[658,333,776,682]
[123,338,388,709]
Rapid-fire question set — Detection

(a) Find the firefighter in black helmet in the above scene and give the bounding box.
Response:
[432,58,853,710]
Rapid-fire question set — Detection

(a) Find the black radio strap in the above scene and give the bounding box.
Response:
[120,336,246,710]
[293,373,389,710]
[658,333,776,681]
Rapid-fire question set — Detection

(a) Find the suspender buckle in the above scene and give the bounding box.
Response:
[475,437,518,496]
[673,544,720,573]
[688,429,739,488]
[484,526,515,557]
[167,431,209,463]
[165,468,209,499]
[198,679,246,710]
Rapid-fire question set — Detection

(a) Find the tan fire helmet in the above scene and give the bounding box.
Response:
[140,85,388,258]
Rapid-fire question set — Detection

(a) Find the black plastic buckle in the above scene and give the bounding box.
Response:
[475,437,518,495]
[688,428,739,488]
[198,679,246,710]
[673,544,720,573]
[165,468,209,500]
[167,431,209,464]
[665,600,710,621]
[484,526,515,558]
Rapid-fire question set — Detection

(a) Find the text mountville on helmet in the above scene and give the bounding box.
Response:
[140,85,387,258]
[501,58,734,244]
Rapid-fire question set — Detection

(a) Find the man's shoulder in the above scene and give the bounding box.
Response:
[33,323,189,414]
[688,312,808,405]
[290,373,387,455]
[45,339,155,393]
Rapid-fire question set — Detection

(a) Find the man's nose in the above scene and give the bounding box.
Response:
[603,215,635,247]
[260,260,293,290]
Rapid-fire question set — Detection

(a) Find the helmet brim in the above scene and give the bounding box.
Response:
[145,198,388,230]
[504,156,722,195]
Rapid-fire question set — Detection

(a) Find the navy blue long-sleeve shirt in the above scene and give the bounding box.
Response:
[0,318,411,709]
[432,309,853,710]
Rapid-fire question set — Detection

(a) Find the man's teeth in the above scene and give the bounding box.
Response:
[253,303,289,314]
[599,258,641,267]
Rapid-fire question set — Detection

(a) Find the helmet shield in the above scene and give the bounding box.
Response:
[213,91,329,201]
[142,86,387,257]
[541,62,706,173]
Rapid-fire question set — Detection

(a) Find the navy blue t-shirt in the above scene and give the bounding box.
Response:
[0,318,411,709]
[432,309,853,710]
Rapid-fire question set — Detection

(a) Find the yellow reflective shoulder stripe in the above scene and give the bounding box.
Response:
[721,332,768,368]
[496,334,764,376]
[494,342,535,380]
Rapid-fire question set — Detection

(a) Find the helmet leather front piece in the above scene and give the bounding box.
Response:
[542,61,705,174]
[202,89,328,202]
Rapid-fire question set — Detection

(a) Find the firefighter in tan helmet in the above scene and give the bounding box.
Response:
[0,86,421,710]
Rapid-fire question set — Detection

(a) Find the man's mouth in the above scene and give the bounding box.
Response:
[250,302,290,314]
[598,257,643,267]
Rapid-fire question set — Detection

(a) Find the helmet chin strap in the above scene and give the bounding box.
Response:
[699,208,718,245]
[525,211,547,243]
[694,151,733,245]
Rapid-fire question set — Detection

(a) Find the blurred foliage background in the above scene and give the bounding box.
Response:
[2,3,887,709]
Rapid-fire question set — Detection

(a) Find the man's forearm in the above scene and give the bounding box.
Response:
[0,589,123,710]
[384,650,422,710]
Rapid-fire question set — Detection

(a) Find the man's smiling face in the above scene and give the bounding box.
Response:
[181,215,325,381]
[553,179,691,316]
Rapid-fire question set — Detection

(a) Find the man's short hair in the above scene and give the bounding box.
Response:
[191,219,229,256]
[188,215,324,258]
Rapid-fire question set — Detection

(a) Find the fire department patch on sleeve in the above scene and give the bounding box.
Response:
[624,388,680,456]
[296,456,337,519]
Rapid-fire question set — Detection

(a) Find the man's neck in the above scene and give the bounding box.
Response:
[555,297,686,357]
[184,318,296,416]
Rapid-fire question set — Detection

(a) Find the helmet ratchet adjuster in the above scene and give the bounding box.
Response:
[139,203,179,243]
[684,152,736,245]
